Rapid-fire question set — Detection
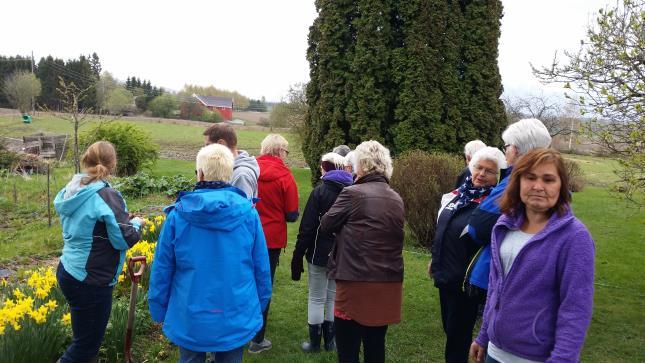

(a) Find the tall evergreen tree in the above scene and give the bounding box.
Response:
[303,0,358,183]
[345,0,395,144]
[458,0,506,147]
[36,56,66,109]
[304,0,506,181]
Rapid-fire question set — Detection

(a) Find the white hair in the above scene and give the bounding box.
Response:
[464,140,486,159]
[354,140,393,179]
[502,118,552,156]
[196,144,234,182]
[344,151,357,170]
[321,152,346,168]
[260,134,289,156]
[469,146,507,174]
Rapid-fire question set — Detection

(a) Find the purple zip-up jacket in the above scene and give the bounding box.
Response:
[475,206,595,362]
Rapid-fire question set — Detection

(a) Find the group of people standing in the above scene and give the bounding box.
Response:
[431,118,595,363]
[53,117,595,363]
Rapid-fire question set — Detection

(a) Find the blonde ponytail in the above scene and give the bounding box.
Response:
[80,141,117,185]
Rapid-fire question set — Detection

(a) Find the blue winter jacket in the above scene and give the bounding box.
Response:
[54,174,142,286]
[148,185,272,352]
[466,167,512,289]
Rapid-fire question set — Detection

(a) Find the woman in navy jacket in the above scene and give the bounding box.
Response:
[429,147,506,363]
[291,152,353,353]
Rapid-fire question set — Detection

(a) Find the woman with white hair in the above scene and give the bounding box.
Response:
[428,147,506,363]
[291,152,353,353]
[343,151,357,179]
[455,140,487,188]
[466,118,552,302]
[249,133,300,353]
[149,144,272,363]
[320,140,405,363]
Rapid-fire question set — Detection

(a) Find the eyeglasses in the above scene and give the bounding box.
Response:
[473,165,497,176]
[281,148,290,155]
[503,144,513,152]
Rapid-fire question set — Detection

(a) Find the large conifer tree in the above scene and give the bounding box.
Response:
[304,0,506,181]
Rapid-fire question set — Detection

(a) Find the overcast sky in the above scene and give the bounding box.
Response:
[1,0,612,102]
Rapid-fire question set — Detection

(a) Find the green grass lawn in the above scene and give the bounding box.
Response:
[1,156,643,362]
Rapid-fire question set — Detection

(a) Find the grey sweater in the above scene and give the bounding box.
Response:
[232,150,260,200]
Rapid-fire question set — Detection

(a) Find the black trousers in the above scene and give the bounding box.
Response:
[438,287,480,363]
[252,248,281,343]
[57,263,113,363]
[335,318,388,363]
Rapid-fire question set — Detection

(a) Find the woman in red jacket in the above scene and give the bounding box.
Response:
[248,133,300,354]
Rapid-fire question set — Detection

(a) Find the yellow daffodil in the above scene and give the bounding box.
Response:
[62,313,71,326]
[13,288,25,300]
[118,274,125,283]
[45,300,57,310]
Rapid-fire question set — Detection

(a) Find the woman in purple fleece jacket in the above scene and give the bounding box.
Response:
[470,149,595,363]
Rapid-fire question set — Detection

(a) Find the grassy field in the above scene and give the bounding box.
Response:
[0,114,304,164]
[0,153,643,361]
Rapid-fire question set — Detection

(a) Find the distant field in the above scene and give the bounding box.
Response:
[0,114,304,165]
[233,111,271,125]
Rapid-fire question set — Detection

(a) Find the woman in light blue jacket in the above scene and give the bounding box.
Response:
[55,141,144,363]
[148,143,272,363]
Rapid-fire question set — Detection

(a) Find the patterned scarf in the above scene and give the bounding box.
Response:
[194,181,231,190]
[453,176,493,210]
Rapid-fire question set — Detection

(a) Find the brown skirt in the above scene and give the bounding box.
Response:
[334,280,403,327]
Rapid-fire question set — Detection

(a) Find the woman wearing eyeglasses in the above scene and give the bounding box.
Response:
[428,147,506,363]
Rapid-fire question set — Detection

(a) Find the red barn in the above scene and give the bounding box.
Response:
[192,94,234,121]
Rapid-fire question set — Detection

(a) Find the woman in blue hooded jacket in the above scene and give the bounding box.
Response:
[55,141,144,363]
[148,144,272,363]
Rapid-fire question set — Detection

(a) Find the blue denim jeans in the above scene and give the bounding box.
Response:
[307,263,336,324]
[57,262,114,363]
[179,346,244,363]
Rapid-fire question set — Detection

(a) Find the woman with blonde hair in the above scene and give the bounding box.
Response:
[55,141,144,363]
[249,133,300,353]
[321,140,405,363]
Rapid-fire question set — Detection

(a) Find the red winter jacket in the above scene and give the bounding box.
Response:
[256,155,299,249]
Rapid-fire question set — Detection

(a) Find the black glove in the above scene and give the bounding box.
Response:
[291,252,304,281]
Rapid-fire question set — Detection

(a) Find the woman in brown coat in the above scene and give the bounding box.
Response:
[320,140,405,363]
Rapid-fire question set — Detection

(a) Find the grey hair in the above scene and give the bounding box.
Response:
[332,145,351,157]
[502,118,552,156]
[260,134,289,156]
[196,144,234,182]
[321,152,346,169]
[464,140,486,158]
[469,146,507,174]
[354,140,393,179]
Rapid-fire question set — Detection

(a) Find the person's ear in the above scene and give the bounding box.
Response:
[197,169,205,182]
[217,139,228,147]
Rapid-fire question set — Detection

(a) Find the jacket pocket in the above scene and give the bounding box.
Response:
[531,306,552,345]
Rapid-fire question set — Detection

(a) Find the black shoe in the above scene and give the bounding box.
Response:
[322,320,336,351]
[301,324,322,352]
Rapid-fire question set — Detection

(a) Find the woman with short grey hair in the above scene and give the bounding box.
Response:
[320,140,404,363]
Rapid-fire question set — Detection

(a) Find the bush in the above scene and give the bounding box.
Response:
[149,94,178,118]
[201,109,223,123]
[80,122,158,176]
[0,143,20,171]
[113,172,194,198]
[391,150,462,249]
[564,158,586,192]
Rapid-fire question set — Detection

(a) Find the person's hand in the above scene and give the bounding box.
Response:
[291,253,304,281]
[131,216,146,229]
[427,260,433,279]
[469,341,486,363]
